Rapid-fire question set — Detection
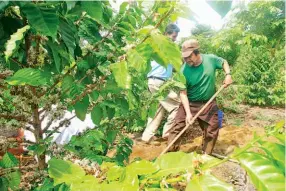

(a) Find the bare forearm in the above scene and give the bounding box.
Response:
[180,91,191,116]
[222,60,233,87]
[222,60,231,74]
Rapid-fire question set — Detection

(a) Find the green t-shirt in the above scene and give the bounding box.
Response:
[182,54,224,101]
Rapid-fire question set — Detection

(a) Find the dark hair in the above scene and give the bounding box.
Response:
[193,49,200,56]
[165,24,180,35]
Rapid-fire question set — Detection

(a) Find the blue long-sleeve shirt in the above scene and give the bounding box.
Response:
[147,61,173,80]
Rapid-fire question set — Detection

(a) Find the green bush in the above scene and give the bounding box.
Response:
[233,46,285,106]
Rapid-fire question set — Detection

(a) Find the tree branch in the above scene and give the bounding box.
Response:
[70,76,106,105]
[44,115,76,139]
[0,114,28,122]
[10,58,25,68]
[38,64,76,97]
[140,5,174,44]
[42,119,53,133]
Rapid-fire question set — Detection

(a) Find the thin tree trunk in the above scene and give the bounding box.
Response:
[31,87,46,170]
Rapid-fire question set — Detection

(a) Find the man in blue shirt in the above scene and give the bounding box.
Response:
[142,24,181,142]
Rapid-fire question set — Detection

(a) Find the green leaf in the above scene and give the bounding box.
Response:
[110,61,131,89]
[127,43,152,73]
[78,18,102,45]
[100,182,135,191]
[81,2,103,24]
[107,107,115,119]
[48,158,86,186]
[127,15,137,27]
[0,177,8,191]
[106,130,118,144]
[66,1,77,12]
[151,152,195,178]
[62,75,74,94]
[148,102,159,118]
[47,41,62,73]
[6,68,50,86]
[91,105,103,125]
[186,172,234,191]
[106,165,124,181]
[5,171,21,191]
[74,96,89,121]
[70,175,100,191]
[90,91,99,102]
[121,168,139,190]
[34,178,54,191]
[59,18,77,57]
[238,152,285,191]
[119,2,129,14]
[34,144,46,156]
[127,160,159,175]
[127,90,137,110]
[0,152,19,168]
[21,3,59,38]
[4,25,30,61]
[258,140,285,173]
[149,30,182,72]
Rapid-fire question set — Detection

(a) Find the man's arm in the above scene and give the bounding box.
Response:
[180,90,192,125]
[222,60,233,88]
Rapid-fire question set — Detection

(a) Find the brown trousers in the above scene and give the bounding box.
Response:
[167,100,219,154]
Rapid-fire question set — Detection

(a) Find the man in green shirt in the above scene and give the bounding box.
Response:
[168,39,232,154]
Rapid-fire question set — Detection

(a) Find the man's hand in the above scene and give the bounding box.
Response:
[223,74,233,88]
[186,113,193,125]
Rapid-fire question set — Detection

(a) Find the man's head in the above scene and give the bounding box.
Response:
[182,39,201,66]
[165,24,180,42]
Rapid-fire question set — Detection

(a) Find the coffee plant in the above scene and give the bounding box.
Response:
[0,0,188,170]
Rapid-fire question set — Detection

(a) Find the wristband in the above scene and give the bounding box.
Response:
[225,73,231,76]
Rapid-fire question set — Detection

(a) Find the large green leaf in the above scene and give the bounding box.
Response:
[110,61,131,89]
[186,173,234,191]
[121,168,139,190]
[4,25,30,61]
[58,17,77,57]
[127,43,152,73]
[100,182,136,191]
[127,160,159,175]
[148,30,182,72]
[62,75,74,95]
[238,152,285,191]
[150,152,195,178]
[21,3,59,38]
[74,96,89,121]
[258,140,285,173]
[70,175,100,191]
[81,2,103,24]
[91,105,103,125]
[47,41,62,73]
[6,68,49,86]
[106,165,124,181]
[0,152,19,168]
[48,158,86,186]
[78,18,102,45]
[5,171,21,191]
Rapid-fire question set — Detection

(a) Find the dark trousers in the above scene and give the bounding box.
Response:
[167,100,219,154]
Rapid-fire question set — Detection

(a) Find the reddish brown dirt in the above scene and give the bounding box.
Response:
[129,106,284,161]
